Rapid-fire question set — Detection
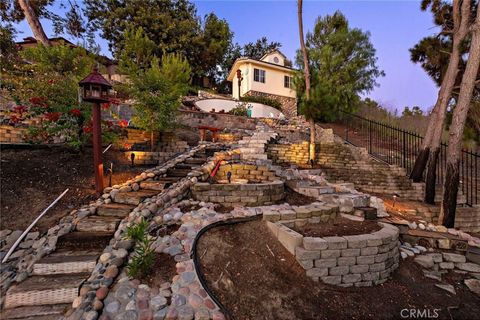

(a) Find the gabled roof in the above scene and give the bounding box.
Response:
[79,67,112,87]
[260,49,287,61]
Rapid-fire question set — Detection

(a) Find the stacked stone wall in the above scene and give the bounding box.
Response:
[214,164,277,182]
[178,110,256,130]
[267,221,400,286]
[267,142,310,166]
[0,125,28,143]
[245,90,297,118]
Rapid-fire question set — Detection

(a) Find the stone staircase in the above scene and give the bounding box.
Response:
[236,124,278,161]
[1,150,209,319]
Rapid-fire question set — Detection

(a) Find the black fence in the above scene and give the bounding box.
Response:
[339,111,479,206]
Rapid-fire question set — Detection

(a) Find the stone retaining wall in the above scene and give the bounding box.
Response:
[125,141,189,165]
[192,180,284,207]
[0,125,28,143]
[267,221,400,287]
[214,163,278,182]
[179,110,256,130]
[267,142,310,166]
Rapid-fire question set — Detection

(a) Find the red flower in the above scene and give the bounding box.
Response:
[9,115,21,125]
[118,119,128,128]
[82,126,93,133]
[29,97,48,107]
[123,143,132,150]
[48,79,55,84]
[13,105,28,115]
[104,120,114,127]
[101,103,111,110]
[70,108,82,117]
[44,112,61,122]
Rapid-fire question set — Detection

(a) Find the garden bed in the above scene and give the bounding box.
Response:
[196,220,480,319]
[292,217,381,237]
[282,187,317,206]
[0,146,148,232]
[136,253,177,289]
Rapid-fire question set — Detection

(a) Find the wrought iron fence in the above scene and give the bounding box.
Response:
[338,110,479,206]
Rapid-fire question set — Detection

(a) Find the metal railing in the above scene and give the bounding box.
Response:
[338,110,479,206]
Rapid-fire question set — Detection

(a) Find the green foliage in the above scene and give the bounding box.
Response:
[128,52,191,135]
[118,26,156,76]
[295,11,384,122]
[0,25,19,72]
[124,218,155,278]
[240,95,282,110]
[84,0,231,80]
[228,103,248,116]
[242,37,281,60]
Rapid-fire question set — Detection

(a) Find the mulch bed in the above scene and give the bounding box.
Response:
[197,219,480,320]
[282,187,317,206]
[292,217,382,237]
[0,146,148,232]
[149,224,180,237]
[137,253,177,289]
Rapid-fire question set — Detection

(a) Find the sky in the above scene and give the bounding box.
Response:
[12,0,440,112]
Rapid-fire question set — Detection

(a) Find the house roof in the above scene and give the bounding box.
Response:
[226,57,296,81]
[260,49,287,61]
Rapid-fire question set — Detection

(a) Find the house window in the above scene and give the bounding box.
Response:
[284,75,293,88]
[254,68,265,83]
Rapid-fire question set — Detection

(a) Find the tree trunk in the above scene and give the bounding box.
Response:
[298,0,315,162]
[441,7,480,227]
[410,0,470,188]
[18,0,50,47]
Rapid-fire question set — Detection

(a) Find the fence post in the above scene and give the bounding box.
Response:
[368,121,372,154]
[402,131,406,168]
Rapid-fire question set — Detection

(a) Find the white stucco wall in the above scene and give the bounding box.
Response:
[195,99,284,118]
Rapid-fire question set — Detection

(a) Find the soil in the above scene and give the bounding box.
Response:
[137,253,177,289]
[197,219,480,320]
[282,187,317,206]
[0,146,148,233]
[215,205,234,213]
[149,223,180,237]
[292,217,382,237]
[181,203,201,213]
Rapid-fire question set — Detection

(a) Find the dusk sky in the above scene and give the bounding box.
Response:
[13,0,440,112]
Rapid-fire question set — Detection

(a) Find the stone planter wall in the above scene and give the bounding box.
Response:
[192,180,284,207]
[267,142,310,166]
[267,221,400,287]
[125,141,189,165]
[214,163,278,182]
[0,125,28,143]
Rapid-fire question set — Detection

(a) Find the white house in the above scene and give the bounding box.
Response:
[227,50,297,117]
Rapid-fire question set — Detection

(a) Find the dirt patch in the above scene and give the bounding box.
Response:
[215,205,233,213]
[181,203,201,213]
[0,146,148,233]
[138,253,177,289]
[282,187,316,206]
[149,224,180,237]
[292,217,382,237]
[197,220,480,320]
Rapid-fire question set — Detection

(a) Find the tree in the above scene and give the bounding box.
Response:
[297,0,315,162]
[242,36,281,60]
[295,11,384,123]
[409,0,473,206]
[441,4,480,227]
[129,54,191,151]
[84,0,230,82]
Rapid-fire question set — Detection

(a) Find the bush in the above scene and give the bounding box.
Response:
[228,103,248,116]
[240,95,282,110]
[124,218,155,278]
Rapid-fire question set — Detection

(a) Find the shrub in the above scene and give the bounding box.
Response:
[228,103,248,116]
[240,95,282,110]
[124,218,155,278]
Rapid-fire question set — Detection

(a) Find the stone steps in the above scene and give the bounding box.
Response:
[32,251,99,275]
[166,168,191,177]
[0,304,69,320]
[139,181,167,191]
[112,190,158,205]
[4,274,88,308]
[56,232,112,251]
[97,203,135,217]
[75,216,120,233]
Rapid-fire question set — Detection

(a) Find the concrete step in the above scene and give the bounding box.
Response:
[32,250,99,275]
[0,304,68,319]
[76,216,120,233]
[97,203,135,217]
[4,274,88,308]
[113,190,158,205]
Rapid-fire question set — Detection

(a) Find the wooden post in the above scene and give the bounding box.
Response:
[92,103,104,194]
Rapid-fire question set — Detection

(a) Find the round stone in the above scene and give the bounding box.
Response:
[171,294,186,307]
[100,253,112,264]
[154,308,167,320]
[83,311,98,320]
[96,286,109,300]
[177,306,194,320]
[105,265,119,278]
[187,293,203,309]
[105,300,120,314]
[150,295,167,311]
[72,296,82,308]
[132,183,140,191]
[93,299,104,311]
[194,308,210,320]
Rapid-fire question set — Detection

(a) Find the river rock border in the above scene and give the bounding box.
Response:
[267,220,400,287]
